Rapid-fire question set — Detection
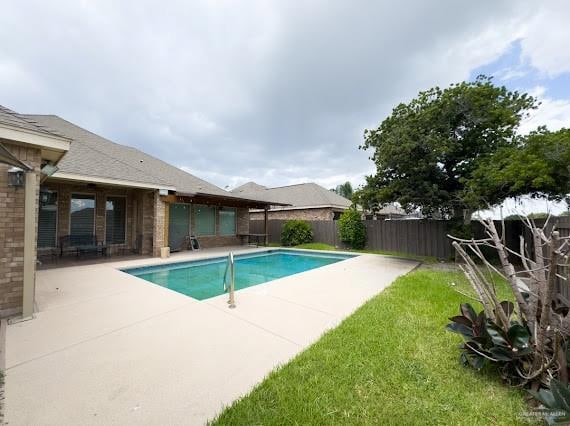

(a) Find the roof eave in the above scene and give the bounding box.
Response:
[168,191,291,208]
[250,204,350,212]
[49,172,176,191]
[0,123,71,152]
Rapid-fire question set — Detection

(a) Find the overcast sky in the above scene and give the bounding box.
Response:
[1,1,569,214]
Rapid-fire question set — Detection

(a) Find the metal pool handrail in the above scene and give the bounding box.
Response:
[223,252,236,308]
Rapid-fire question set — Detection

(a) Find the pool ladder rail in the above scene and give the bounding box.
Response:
[223,252,236,308]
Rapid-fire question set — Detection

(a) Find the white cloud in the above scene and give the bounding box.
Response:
[520,0,570,77]
[519,86,570,133]
[0,0,564,192]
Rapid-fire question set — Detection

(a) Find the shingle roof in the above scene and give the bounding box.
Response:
[231,182,352,209]
[25,115,237,196]
[232,181,267,193]
[0,105,67,139]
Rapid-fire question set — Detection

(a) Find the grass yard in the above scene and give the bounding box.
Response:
[294,242,439,263]
[212,269,533,425]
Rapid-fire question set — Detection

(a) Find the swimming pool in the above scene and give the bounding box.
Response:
[123,249,355,300]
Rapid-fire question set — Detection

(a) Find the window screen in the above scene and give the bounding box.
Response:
[38,191,57,248]
[219,208,236,235]
[70,194,95,237]
[106,196,126,244]
[194,204,215,235]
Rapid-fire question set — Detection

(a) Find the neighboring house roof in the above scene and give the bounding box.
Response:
[25,114,241,197]
[231,182,351,210]
[233,181,267,193]
[374,204,407,216]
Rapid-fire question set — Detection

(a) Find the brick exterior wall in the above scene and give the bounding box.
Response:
[152,191,166,256]
[250,208,336,221]
[34,180,254,267]
[39,182,158,256]
[141,190,155,255]
[193,207,249,248]
[0,141,41,318]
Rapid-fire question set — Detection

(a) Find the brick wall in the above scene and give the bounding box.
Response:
[0,141,41,318]
[195,207,249,248]
[152,191,166,256]
[40,181,144,256]
[250,208,335,221]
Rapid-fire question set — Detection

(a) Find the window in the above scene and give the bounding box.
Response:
[38,190,57,247]
[70,194,95,237]
[106,196,126,244]
[219,208,236,235]
[194,204,215,235]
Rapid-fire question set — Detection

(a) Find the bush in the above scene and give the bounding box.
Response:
[338,209,366,249]
[281,220,313,246]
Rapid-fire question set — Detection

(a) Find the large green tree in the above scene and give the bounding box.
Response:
[356,76,537,220]
[464,127,570,207]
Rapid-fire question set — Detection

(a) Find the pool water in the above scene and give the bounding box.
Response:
[123,250,354,300]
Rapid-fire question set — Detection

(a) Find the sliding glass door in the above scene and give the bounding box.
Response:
[168,203,190,251]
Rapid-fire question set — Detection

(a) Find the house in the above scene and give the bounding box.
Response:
[232,181,409,221]
[232,182,352,221]
[0,105,280,319]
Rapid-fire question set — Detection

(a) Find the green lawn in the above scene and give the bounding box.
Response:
[293,242,438,263]
[212,270,533,425]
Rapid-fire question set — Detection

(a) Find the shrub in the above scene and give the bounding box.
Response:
[338,208,366,249]
[281,220,313,246]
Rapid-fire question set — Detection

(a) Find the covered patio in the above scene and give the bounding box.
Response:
[37,178,287,269]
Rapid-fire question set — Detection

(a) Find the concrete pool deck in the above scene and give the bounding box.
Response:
[5,247,419,425]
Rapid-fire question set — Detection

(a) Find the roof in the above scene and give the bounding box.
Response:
[25,115,245,197]
[232,181,267,193]
[231,182,352,209]
[374,204,407,216]
[0,105,66,139]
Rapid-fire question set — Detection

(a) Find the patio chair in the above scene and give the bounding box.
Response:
[59,235,107,259]
[179,235,200,251]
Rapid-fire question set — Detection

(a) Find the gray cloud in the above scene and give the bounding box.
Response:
[0,0,547,190]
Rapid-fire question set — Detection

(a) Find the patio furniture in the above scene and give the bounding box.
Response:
[59,235,107,259]
[180,235,200,251]
[237,233,268,247]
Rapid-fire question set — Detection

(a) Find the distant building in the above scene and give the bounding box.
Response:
[232,181,409,221]
[232,182,351,221]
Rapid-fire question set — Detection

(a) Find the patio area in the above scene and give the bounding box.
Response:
[5,247,418,425]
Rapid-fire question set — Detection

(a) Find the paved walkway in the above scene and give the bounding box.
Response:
[5,247,418,425]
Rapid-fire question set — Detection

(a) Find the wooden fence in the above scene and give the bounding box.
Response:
[250,218,453,258]
[254,217,568,257]
[250,219,344,247]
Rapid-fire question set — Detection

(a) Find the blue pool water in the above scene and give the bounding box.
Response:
[123,250,355,300]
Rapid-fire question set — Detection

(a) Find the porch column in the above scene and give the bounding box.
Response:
[264,207,268,246]
[22,171,38,319]
[152,190,166,257]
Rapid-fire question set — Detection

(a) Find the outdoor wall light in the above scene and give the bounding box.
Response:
[41,163,59,177]
[8,167,25,187]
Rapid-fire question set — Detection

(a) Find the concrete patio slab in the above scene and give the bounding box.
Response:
[5,247,418,425]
